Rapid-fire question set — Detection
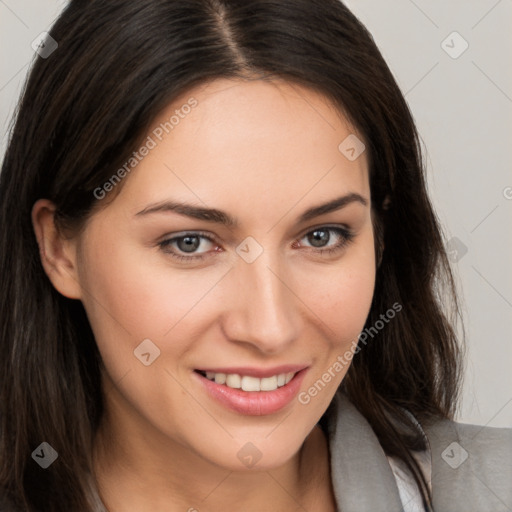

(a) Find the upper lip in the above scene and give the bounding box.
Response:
[195,364,309,379]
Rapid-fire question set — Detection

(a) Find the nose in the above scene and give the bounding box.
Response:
[221,249,301,355]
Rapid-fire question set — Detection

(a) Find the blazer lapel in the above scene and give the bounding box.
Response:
[323,391,404,512]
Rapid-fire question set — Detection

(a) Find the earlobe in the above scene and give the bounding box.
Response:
[31,199,82,300]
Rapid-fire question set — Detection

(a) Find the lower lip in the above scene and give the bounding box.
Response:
[194,369,308,416]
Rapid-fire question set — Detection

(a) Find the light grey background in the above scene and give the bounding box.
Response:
[1,0,511,427]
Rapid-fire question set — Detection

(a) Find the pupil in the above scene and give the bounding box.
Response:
[308,229,329,247]
[178,236,200,253]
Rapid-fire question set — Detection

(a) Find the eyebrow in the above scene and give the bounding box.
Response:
[135,192,368,228]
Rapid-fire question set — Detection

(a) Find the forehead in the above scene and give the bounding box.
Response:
[111,78,370,221]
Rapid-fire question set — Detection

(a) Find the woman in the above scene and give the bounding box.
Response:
[0,1,510,511]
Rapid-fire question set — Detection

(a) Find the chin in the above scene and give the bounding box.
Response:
[189,430,308,473]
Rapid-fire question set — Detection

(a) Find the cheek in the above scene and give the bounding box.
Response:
[329,264,375,337]
[77,232,230,372]
[291,233,376,412]
[293,230,376,349]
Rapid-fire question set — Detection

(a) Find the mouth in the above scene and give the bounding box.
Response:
[193,366,308,416]
[194,370,297,392]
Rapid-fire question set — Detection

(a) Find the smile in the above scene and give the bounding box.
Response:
[197,371,296,391]
[193,366,309,416]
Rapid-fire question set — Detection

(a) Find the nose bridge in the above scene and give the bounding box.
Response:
[225,247,300,353]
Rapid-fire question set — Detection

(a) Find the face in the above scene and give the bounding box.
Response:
[73,78,376,470]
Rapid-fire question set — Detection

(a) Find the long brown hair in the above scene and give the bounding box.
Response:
[0,0,463,510]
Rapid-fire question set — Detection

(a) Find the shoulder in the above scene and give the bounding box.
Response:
[422,417,512,511]
[323,392,512,511]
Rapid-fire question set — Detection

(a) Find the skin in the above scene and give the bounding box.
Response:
[32,78,377,511]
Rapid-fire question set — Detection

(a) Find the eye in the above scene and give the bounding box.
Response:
[158,232,218,262]
[158,226,355,264]
[295,226,355,254]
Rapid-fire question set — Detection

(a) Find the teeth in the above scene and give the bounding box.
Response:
[260,376,278,391]
[226,374,241,389]
[214,373,226,384]
[241,376,260,392]
[201,371,296,391]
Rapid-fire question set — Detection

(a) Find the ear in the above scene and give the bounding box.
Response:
[31,199,82,299]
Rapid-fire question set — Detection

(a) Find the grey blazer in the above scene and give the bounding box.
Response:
[324,391,512,512]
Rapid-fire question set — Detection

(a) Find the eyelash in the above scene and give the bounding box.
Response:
[158,226,355,263]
